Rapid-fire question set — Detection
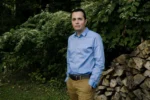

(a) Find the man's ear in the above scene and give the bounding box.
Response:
[85,19,88,25]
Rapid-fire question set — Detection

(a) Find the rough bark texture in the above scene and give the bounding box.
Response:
[94,40,150,100]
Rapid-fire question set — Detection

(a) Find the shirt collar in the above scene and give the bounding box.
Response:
[74,27,89,37]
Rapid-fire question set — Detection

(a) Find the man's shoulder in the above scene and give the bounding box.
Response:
[69,33,75,37]
[68,33,75,40]
[88,30,101,38]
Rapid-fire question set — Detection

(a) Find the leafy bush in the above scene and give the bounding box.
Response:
[0,11,72,82]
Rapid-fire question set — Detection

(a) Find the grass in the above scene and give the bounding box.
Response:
[0,82,69,100]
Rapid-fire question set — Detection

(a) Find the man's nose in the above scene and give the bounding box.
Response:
[75,20,79,24]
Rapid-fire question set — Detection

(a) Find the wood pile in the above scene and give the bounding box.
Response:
[95,40,150,100]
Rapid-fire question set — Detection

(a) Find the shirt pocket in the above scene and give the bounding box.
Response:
[79,43,93,53]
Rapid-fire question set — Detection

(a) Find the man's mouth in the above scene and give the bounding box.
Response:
[75,26,80,28]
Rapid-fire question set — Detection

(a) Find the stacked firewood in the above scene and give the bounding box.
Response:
[95,40,150,100]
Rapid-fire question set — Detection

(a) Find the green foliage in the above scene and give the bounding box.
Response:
[29,69,46,83]
[0,11,72,82]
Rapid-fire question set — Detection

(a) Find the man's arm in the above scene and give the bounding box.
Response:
[65,38,70,82]
[89,34,105,88]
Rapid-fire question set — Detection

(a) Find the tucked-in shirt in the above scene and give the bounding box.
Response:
[66,27,105,88]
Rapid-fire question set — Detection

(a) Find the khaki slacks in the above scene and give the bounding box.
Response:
[66,78,95,100]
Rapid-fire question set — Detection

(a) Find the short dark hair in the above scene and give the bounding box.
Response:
[71,8,87,19]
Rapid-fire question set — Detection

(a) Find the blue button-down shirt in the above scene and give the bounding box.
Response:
[66,27,105,88]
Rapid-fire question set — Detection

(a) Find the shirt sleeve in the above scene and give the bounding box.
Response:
[65,38,70,82]
[88,34,105,88]
[65,48,69,82]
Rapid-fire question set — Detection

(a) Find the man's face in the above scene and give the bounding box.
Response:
[71,11,87,33]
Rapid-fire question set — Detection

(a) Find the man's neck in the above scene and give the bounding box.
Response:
[76,31,82,36]
[76,28,86,36]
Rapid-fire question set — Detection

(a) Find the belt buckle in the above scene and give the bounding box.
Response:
[76,76,77,80]
[76,75,81,80]
[75,75,81,80]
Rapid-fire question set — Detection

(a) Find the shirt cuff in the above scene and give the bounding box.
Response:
[88,79,97,88]
[65,77,69,82]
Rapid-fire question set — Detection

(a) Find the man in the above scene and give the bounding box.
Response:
[65,8,105,100]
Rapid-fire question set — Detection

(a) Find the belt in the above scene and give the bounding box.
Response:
[69,74,91,81]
